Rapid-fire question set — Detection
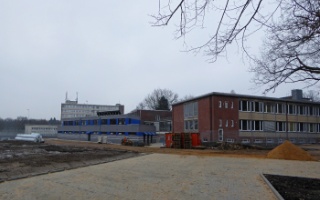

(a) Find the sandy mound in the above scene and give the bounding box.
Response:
[267,140,316,161]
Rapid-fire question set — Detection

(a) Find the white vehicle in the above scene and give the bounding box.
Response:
[15,133,44,143]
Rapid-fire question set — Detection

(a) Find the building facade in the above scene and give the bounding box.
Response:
[25,125,58,137]
[61,100,124,120]
[172,90,320,144]
[128,109,172,133]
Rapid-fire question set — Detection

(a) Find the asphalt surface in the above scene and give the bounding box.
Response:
[0,154,319,200]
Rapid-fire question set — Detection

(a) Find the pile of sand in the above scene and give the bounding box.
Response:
[267,140,316,161]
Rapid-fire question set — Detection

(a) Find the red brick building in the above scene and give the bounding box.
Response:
[172,90,320,144]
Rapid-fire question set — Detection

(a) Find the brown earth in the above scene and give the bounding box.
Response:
[267,140,316,161]
[1,138,319,183]
[1,139,320,199]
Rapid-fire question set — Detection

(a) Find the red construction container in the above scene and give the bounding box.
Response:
[165,133,173,148]
[191,133,201,147]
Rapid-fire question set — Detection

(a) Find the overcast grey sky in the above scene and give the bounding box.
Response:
[0,1,304,120]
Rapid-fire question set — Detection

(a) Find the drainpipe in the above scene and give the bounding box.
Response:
[286,101,289,140]
[210,96,213,142]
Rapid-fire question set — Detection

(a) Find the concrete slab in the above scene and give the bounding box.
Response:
[0,154,319,200]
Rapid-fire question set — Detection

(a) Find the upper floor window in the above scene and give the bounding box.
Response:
[184,102,198,118]
[225,101,228,108]
[239,100,249,111]
[287,104,296,115]
[219,101,222,108]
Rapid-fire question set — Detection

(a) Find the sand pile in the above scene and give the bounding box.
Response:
[267,140,316,161]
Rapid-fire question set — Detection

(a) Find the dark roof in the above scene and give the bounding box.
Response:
[173,91,320,106]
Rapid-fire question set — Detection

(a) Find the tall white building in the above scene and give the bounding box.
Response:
[61,100,124,120]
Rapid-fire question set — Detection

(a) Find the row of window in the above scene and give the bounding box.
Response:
[31,127,57,130]
[62,105,117,109]
[239,120,320,132]
[219,119,235,128]
[63,118,139,126]
[218,101,234,109]
[239,100,320,116]
[184,120,198,130]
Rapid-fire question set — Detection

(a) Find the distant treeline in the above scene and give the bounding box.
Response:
[0,117,60,133]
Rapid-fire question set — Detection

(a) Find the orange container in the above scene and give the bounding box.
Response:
[191,133,201,147]
[165,133,173,148]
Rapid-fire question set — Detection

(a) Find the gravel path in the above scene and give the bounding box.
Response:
[0,154,319,200]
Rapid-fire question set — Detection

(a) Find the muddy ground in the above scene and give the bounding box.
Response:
[1,139,320,199]
[0,140,140,182]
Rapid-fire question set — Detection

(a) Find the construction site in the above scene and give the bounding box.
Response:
[0,137,319,199]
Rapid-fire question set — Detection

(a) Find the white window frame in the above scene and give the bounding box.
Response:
[218,129,223,142]
[226,138,234,143]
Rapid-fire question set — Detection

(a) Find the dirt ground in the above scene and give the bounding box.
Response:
[1,139,320,199]
[0,140,140,182]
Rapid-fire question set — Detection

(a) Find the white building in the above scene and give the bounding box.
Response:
[25,125,58,137]
[61,100,124,120]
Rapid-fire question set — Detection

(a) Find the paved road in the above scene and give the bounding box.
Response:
[0,154,319,200]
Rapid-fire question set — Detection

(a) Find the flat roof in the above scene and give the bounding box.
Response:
[173,91,320,106]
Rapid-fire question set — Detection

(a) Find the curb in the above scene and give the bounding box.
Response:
[260,174,284,200]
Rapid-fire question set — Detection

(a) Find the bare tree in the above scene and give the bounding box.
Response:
[304,90,320,102]
[179,94,195,101]
[152,0,278,62]
[138,88,179,110]
[152,0,320,92]
[251,0,320,92]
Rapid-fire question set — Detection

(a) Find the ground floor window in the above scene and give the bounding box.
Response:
[241,139,250,144]
[226,138,234,143]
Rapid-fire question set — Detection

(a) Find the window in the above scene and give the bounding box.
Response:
[184,120,198,131]
[276,122,286,132]
[194,120,198,130]
[277,103,285,114]
[239,120,250,131]
[241,139,250,144]
[239,100,249,111]
[231,102,234,109]
[218,129,223,141]
[254,139,263,143]
[287,104,296,115]
[252,120,262,131]
[231,120,234,127]
[254,102,264,112]
[110,119,117,125]
[288,122,297,132]
[185,121,189,130]
[298,123,305,132]
[219,119,222,127]
[219,101,222,108]
[265,102,275,113]
[267,139,274,143]
[309,123,316,132]
[225,120,228,127]
[226,138,234,143]
[225,101,228,108]
[184,102,198,118]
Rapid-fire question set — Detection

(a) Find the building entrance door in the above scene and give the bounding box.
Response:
[218,129,223,142]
